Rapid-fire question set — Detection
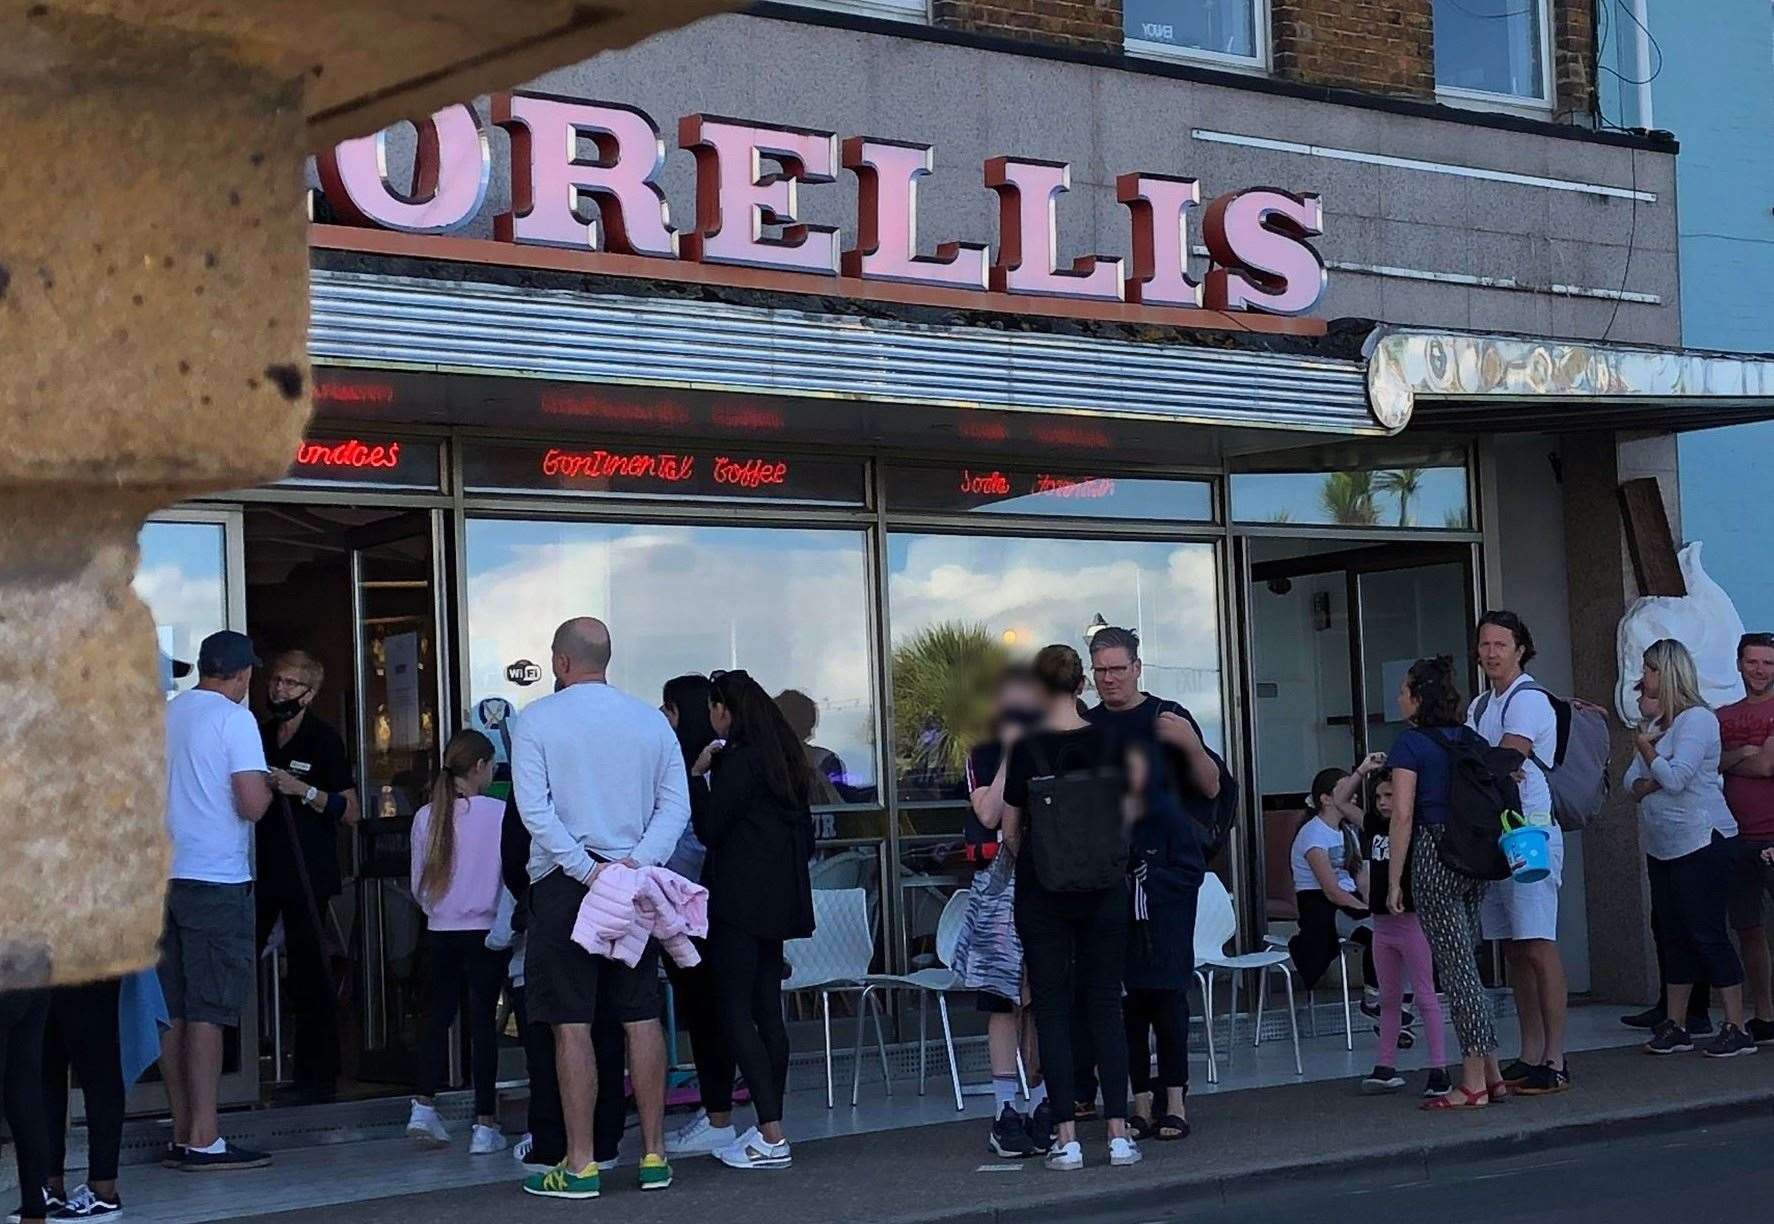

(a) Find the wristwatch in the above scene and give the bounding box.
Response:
[303,785,318,805]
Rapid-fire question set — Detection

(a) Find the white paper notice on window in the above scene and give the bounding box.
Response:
[385,631,421,750]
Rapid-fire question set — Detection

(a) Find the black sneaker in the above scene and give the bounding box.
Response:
[1361,1065,1405,1094]
[1028,1101,1056,1154]
[1687,1014,1715,1037]
[1498,1059,1535,1086]
[1512,1063,1567,1095]
[988,1104,1041,1158]
[1702,1022,1759,1059]
[53,1185,122,1219]
[1423,1069,1453,1098]
[180,1142,272,1171]
[1644,1020,1695,1055]
[1747,1017,1774,1045]
[1620,1004,1665,1029]
[8,1188,65,1223]
[158,1144,186,1170]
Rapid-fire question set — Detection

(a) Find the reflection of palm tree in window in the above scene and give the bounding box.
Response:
[1375,466,1426,526]
[1319,470,1380,525]
[891,621,1006,801]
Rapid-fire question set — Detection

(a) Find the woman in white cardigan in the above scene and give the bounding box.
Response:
[1626,639,1755,1059]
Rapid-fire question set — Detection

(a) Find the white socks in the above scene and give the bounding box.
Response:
[992,1077,1020,1114]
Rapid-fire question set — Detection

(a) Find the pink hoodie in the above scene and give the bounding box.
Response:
[571,863,709,968]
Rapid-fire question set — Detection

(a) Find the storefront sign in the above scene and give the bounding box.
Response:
[893,464,1213,521]
[279,434,440,490]
[314,96,1327,318]
[465,440,864,504]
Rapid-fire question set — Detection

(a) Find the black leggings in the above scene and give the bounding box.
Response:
[416,929,508,1117]
[1,990,50,1222]
[1016,880,1130,1121]
[708,923,789,1126]
[1123,988,1189,1096]
[1649,836,1744,990]
[1289,890,1375,991]
[664,942,734,1114]
[43,979,124,1184]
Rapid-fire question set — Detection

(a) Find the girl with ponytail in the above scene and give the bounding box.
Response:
[407,729,512,1154]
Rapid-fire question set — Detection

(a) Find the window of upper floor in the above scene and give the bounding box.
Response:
[1433,0,1553,113]
[1124,0,1268,72]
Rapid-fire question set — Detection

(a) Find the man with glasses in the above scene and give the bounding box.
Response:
[256,649,358,1102]
[1720,632,1774,1044]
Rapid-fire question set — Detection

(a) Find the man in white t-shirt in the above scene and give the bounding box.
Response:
[1468,610,1569,1097]
[158,631,274,1171]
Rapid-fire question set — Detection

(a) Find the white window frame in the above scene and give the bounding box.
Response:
[787,0,929,23]
[1433,0,1556,116]
[1124,0,1270,75]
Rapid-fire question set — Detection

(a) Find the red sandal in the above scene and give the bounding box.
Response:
[1421,1086,1489,1111]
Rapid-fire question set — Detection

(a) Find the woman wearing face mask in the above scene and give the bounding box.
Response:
[1628,639,1755,1058]
[658,674,743,1160]
[406,730,512,1153]
[955,666,1047,1158]
[692,670,816,1171]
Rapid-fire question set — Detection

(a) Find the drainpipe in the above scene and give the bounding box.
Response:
[1630,0,1655,129]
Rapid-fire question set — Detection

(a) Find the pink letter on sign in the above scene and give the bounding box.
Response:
[1117,173,1202,309]
[316,104,488,234]
[1200,188,1327,316]
[493,93,676,257]
[985,158,1123,301]
[679,115,840,275]
[841,138,988,288]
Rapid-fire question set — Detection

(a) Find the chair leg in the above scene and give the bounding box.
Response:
[851,987,872,1107]
[937,995,963,1112]
[871,989,893,1097]
[918,991,928,1097]
[1226,967,1239,1061]
[1254,964,1267,1048]
[1339,948,1354,1052]
[1198,970,1217,1086]
[1016,1047,1030,1100]
[1283,967,1303,1075]
[822,990,835,1110]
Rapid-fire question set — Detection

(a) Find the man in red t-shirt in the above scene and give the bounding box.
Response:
[1720,632,1774,1044]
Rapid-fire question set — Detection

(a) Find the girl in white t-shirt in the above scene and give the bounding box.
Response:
[1286,759,1381,993]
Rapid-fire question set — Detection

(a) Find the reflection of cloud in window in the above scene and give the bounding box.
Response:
[888,534,1225,748]
[133,561,227,666]
[464,521,877,785]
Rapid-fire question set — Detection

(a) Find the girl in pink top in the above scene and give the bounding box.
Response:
[406,730,511,1154]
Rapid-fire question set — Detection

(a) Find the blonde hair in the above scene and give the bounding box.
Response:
[1643,638,1708,727]
[271,649,325,690]
[419,730,495,905]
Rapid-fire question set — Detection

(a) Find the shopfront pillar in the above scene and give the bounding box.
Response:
[0,0,733,989]
[1561,431,1682,1004]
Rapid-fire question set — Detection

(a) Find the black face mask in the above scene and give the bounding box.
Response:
[267,697,305,723]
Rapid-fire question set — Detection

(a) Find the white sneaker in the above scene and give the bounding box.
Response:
[1108,1136,1143,1167]
[714,1126,792,1170]
[513,1133,552,1174]
[406,1100,450,1147]
[1044,1139,1083,1171]
[597,1155,623,1171]
[666,1111,738,1157]
[469,1124,509,1155]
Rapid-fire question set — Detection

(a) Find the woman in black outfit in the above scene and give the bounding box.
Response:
[694,668,815,1171]
[659,674,741,1158]
[42,979,127,1217]
[999,645,1140,1172]
[1,989,51,1224]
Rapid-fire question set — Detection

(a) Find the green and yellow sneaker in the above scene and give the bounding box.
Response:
[523,1161,601,1200]
[638,1152,673,1191]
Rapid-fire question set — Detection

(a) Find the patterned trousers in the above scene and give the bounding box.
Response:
[1411,825,1497,1057]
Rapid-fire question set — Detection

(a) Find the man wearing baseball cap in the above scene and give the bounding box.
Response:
[157,630,274,1171]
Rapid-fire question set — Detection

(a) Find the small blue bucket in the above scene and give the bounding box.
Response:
[1499,818,1551,884]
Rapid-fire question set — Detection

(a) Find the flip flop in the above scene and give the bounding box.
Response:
[1155,1114,1191,1141]
[1127,1115,1155,1141]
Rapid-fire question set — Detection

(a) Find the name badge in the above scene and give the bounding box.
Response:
[289,760,312,775]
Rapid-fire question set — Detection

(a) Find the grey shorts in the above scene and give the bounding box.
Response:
[1727,837,1774,931]
[159,880,255,1027]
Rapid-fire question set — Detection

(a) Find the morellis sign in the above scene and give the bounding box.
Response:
[315,93,1328,318]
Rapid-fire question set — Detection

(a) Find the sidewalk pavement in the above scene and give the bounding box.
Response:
[243,1041,1774,1224]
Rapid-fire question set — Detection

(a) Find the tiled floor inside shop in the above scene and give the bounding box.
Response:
[87,1001,1643,1222]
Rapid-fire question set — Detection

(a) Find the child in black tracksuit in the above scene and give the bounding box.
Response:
[1122,744,1205,1142]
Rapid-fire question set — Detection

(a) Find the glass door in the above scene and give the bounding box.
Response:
[132,509,258,1110]
[1353,558,1477,758]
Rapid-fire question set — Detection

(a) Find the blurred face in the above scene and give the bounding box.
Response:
[1375,779,1394,820]
[1741,645,1774,699]
[998,678,1043,726]
[1397,676,1420,721]
[709,699,733,739]
[1476,622,1526,685]
[1090,645,1142,710]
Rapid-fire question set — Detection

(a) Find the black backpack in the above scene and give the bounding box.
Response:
[1025,737,1130,893]
[1429,725,1523,882]
[1140,701,1240,862]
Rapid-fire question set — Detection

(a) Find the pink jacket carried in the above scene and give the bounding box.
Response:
[571,863,709,968]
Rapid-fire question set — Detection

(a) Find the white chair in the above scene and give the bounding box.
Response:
[1194,874,1302,1083]
[1262,928,1358,1051]
[782,887,887,1109]
[855,889,970,1110]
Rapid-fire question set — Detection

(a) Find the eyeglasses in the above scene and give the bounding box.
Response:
[1091,665,1133,678]
[268,676,312,695]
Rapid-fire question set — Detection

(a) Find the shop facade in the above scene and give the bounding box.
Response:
[134,8,1733,1107]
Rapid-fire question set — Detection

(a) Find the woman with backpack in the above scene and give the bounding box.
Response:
[1000,644,1139,1172]
[1627,639,1756,1058]
[1383,656,1504,1110]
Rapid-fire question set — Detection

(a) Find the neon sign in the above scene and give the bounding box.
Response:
[315,97,1328,318]
[295,438,403,469]
[1031,474,1116,499]
[540,448,696,481]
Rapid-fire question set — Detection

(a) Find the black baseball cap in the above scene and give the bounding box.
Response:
[197,630,262,677]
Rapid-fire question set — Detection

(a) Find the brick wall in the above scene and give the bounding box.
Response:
[930,1,1122,53]
[1550,0,1596,125]
[1270,0,1435,97]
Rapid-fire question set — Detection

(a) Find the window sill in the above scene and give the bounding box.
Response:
[1434,87,1555,122]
